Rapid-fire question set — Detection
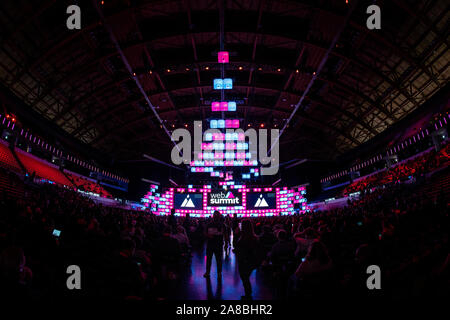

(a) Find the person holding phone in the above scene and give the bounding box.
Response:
[203,211,224,278]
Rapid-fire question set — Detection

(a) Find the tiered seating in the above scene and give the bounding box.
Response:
[65,171,112,198]
[343,142,450,195]
[0,167,24,198]
[417,167,450,201]
[15,150,74,187]
[0,140,22,172]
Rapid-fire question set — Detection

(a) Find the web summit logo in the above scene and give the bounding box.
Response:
[209,191,240,205]
[180,195,195,208]
[254,194,269,207]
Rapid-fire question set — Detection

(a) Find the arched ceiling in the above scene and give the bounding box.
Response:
[0,0,448,162]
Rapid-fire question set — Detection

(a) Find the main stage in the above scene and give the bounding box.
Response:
[142,184,309,217]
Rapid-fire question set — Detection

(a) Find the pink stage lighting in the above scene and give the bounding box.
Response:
[212,102,220,111]
[218,51,229,63]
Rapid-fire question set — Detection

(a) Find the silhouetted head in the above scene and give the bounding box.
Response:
[277,229,287,241]
[213,211,221,221]
[306,240,330,264]
[119,238,136,257]
[0,246,25,278]
[240,219,254,238]
[355,243,371,264]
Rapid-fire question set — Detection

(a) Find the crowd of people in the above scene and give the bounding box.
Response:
[343,142,449,195]
[65,172,112,198]
[0,163,448,300]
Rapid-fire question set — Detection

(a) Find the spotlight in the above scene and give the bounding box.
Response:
[260,123,265,128]
[277,68,281,72]
[205,66,210,70]
[238,66,243,70]
[167,69,171,73]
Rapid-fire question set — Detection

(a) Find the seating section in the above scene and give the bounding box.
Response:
[0,141,22,172]
[416,167,450,201]
[0,167,24,198]
[65,171,112,198]
[343,143,450,195]
[16,150,74,187]
[0,142,112,197]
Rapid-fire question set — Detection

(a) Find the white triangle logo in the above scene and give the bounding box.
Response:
[181,195,195,208]
[255,194,269,207]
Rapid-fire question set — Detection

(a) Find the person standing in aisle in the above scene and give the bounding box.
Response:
[235,219,260,300]
[203,211,224,278]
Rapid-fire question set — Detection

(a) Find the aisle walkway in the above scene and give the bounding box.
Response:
[172,245,274,300]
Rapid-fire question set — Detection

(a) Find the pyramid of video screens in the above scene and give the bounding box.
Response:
[189,51,260,182]
[142,51,310,217]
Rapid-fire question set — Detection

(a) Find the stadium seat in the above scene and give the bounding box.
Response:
[0,141,22,173]
[15,150,73,187]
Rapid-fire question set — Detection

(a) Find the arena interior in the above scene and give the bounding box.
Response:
[0,0,448,304]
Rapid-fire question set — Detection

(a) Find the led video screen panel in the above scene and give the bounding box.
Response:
[207,190,243,207]
[142,185,309,217]
[247,192,276,209]
[173,193,203,210]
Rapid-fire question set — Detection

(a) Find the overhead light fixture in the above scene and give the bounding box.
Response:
[210,119,238,129]
[228,101,237,111]
[213,78,233,89]
[212,102,220,111]
[218,51,229,63]
[213,79,223,89]
[223,78,233,89]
